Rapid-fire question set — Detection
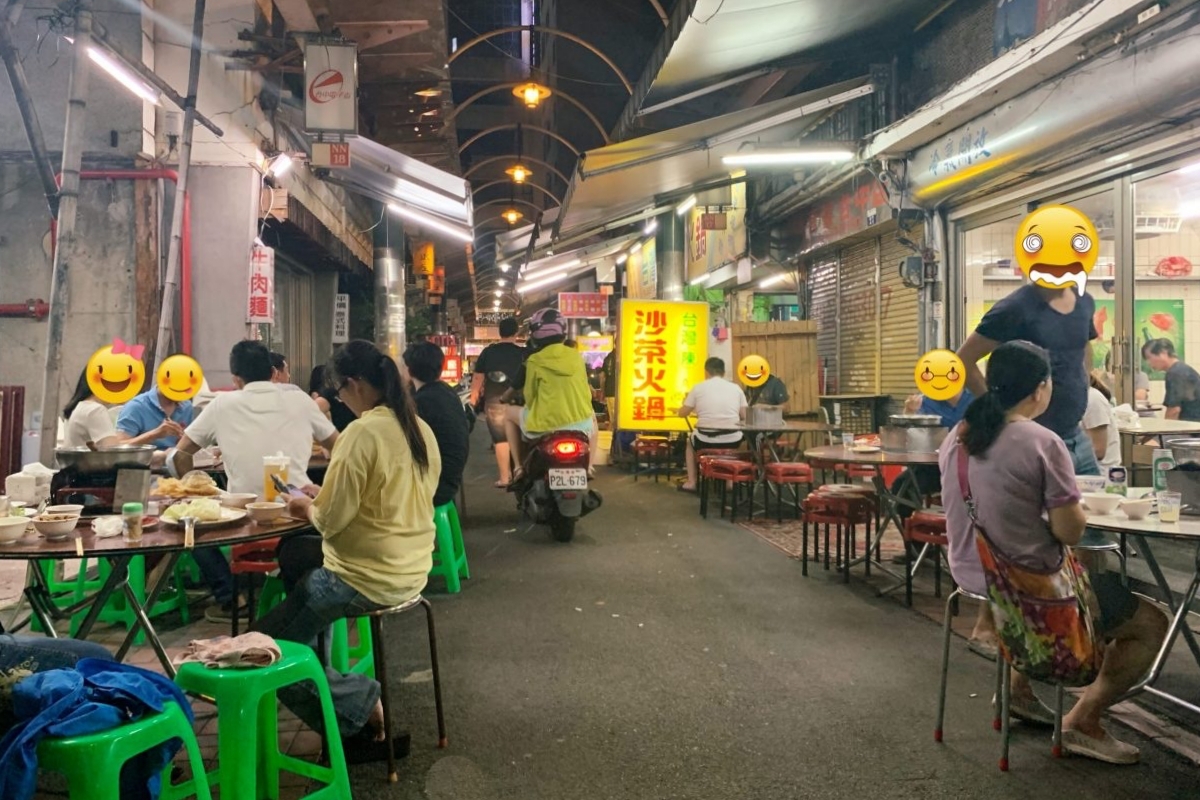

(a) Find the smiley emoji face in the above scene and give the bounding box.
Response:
[157,355,204,402]
[1014,204,1100,297]
[738,355,771,388]
[86,340,146,404]
[914,349,965,402]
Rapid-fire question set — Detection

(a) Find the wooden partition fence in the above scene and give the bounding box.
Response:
[730,321,819,416]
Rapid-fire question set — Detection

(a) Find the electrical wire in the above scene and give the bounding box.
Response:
[691,0,727,26]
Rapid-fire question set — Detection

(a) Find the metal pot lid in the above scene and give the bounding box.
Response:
[1165,438,1200,449]
[888,414,943,427]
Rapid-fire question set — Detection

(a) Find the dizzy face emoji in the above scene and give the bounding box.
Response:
[914,349,965,402]
[157,355,204,402]
[1014,204,1099,297]
[738,355,771,388]
[86,339,146,404]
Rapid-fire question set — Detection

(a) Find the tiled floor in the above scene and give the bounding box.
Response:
[17,589,338,799]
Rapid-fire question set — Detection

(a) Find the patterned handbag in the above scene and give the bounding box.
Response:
[956,448,1103,685]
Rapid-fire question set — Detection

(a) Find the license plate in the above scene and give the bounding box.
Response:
[548,469,588,490]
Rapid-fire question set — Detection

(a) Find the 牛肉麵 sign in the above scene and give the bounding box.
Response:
[617,299,708,432]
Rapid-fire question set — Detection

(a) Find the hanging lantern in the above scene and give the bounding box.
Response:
[512,82,551,109]
[505,163,533,184]
[502,208,524,225]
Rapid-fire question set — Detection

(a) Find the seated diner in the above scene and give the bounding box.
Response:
[677,357,747,494]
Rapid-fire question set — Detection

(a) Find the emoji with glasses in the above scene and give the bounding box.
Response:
[914,349,966,402]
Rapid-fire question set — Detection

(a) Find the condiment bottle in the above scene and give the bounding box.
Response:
[123,502,144,542]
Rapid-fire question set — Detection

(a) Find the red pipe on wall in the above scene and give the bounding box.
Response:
[49,169,193,354]
[0,300,50,319]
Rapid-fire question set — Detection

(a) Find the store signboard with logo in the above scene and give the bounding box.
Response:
[558,293,608,319]
[310,142,351,168]
[304,42,358,134]
[247,244,275,324]
[617,300,708,433]
[332,293,349,343]
[415,242,435,276]
[686,182,747,281]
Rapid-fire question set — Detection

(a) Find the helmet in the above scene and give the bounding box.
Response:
[528,308,565,340]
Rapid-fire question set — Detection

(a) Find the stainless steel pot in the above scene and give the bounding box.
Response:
[55,445,156,472]
[888,414,943,428]
[1166,438,1200,467]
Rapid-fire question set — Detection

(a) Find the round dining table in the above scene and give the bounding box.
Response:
[1,515,311,677]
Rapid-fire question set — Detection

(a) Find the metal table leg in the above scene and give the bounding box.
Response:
[114,551,182,677]
[1133,536,1200,668]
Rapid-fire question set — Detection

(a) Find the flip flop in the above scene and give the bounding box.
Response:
[339,729,412,765]
[677,484,698,494]
[494,480,508,489]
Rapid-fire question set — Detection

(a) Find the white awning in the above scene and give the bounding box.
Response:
[556,78,872,240]
[319,136,473,232]
[513,233,643,304]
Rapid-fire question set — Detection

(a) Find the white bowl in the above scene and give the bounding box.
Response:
[0,516,29,544]
[44,504,84,516]
[221,493,259,509]
[32,513,80,538]
[1082,492,1121,515]
[1119,498,1154,520]
[245,502,286,524]
[1075,476,1107,494]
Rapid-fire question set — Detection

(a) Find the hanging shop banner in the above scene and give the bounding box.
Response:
[558,292,609,319]
[247,244,275,324]
[310,142,351,168]
[304,41,358,135]
[617,300,709,432]
[686,182,747,281]
[428,266,445,296]
[415,242,435,276]
[332,293,350,343]
[796,179,890,253]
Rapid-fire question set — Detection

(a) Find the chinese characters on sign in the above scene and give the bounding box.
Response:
[332,293,349,343]
[247,244,275,325]
[927,124,992,178]
[415,242,435,276]
[558,292,609,319]
[617,300,709,433]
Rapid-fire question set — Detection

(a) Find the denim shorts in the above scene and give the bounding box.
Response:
[520,407,593,440]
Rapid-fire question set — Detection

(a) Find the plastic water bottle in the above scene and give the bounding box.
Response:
[21,412,41,468]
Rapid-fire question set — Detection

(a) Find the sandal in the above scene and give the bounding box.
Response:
[339,729,412,765]
[677,484,698,494]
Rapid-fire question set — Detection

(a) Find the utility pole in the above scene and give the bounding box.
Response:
[153,0,207,369]
[36,2,92,465]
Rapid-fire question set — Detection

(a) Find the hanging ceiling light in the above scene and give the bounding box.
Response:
[497,278,507,287]
[268,153,294,178]
[505,163,533,184]
[502,208,524,225]
[499,262,511,273]
[415,88,442,98]
[513,82,552,109]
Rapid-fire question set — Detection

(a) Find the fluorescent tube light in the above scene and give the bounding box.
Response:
[644,219,658,234]
[676,195,697,216]
[268,154,294,177]
[68,39,160,105]
[723,150,854,167]
[689,274,710,287]
[388,203,473,243]
[758,273,793,289]
[518,269,579,294]
[616,253,628,265]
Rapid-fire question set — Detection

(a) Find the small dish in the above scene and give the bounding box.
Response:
[851,445,881,454]
[1119,498,1154,521]
[245,502,286,525]
[44,504,84,516]
[220,493,259,509]
[1081,492,1121,515]
[0,516,29,544]
[33,512,80,539]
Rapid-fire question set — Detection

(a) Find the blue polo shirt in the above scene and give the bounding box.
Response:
[115,390,193,449]
[919,389,973,429]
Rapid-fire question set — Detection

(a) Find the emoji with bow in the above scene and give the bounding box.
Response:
[914,349,965,402]
[157,354,204,402]
[87,338,147,404]
[1014,204,1100,297]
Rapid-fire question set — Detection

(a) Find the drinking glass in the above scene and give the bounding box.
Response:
[1158,491,1182,523]
[841,433,855,448]
[263,456,289,502]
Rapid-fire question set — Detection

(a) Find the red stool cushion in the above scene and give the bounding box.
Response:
[706,461,757,481]
[904,512,949,546]
[764,462,814,483]
[230,537,281,576]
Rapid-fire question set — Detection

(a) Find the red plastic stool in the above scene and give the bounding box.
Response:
[801,492,875,581]
[701,459,758,521]
[230,537,281,636]
[763,462,815,522]
[902,511,951,607]
[633,436,673,483]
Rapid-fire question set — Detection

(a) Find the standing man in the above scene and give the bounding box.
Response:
[1142,339,1200,421]
[471,317,524,487]
[676,358,747,493]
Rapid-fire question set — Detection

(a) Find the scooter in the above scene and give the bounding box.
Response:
[510,430,602,542]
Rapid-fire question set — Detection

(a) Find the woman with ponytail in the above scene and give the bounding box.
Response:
[254,340,441,760]
[940,341,1165,764]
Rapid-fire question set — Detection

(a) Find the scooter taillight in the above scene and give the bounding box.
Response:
[553,441,581,457]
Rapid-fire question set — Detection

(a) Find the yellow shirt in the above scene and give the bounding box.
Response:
[311,406,441,606]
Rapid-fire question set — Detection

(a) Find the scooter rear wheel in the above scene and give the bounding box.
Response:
[549,514,576,542]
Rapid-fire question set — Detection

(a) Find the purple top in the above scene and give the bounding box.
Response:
[938,420,1081,595]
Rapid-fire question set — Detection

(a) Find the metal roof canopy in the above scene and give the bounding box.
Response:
[555,78,872,239]
[324,136,474,227]
[643,0,936,106]
[516,232,644,305]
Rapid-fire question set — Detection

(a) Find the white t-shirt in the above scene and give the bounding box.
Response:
[1083,387,1121,469]
[63,399,118,449]
[185,381,337,495]
[683,377,747,444]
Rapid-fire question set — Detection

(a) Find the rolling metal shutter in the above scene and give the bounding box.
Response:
[808,260,839,392]
[878,225,924,416]
[837,240,878,395]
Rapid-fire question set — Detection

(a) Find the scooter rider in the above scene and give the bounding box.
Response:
[502,308,594,483]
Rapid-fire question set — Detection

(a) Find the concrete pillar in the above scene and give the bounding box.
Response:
[373,212,405,361]
[656,211,685,301]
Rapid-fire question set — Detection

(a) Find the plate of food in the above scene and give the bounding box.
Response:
[160,498,247,529]
[851,445,881,453]
[154,470,220,499]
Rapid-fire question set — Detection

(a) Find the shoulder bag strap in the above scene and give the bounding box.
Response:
[956,446,980,524]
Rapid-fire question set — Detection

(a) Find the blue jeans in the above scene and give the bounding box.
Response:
[252,567,389,738]
[1063,425,1112,549]
[0,635,113,674]
[190,548,234,605]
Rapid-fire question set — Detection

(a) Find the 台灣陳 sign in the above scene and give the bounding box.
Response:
[304,41,358,135]
[617,299,708,433]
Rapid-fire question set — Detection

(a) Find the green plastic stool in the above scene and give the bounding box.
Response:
[37,700,211,800]
[257,574,287,618]
[429,503,469,593]
[330,617,375,677]
[174,640,351,799]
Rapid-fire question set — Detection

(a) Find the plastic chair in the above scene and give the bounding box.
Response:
[173,640,351,799]
[37,700,211,800]
[429,503,469,594]
[229,537,282,636]
[330,616,375,677]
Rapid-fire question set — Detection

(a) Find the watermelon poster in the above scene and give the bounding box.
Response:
[1136,299,1185,379]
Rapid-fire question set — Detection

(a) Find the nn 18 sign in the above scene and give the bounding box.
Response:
[304,41,358,134]
[247,244,275,324]
[558,292,608,319]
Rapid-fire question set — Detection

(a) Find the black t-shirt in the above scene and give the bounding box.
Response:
[474,341,525,404]
[747,375,789,406]
[1164,361,1200,422]
[414,381,470,507]
[975,284,1097,438]
[319,389,357,432]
